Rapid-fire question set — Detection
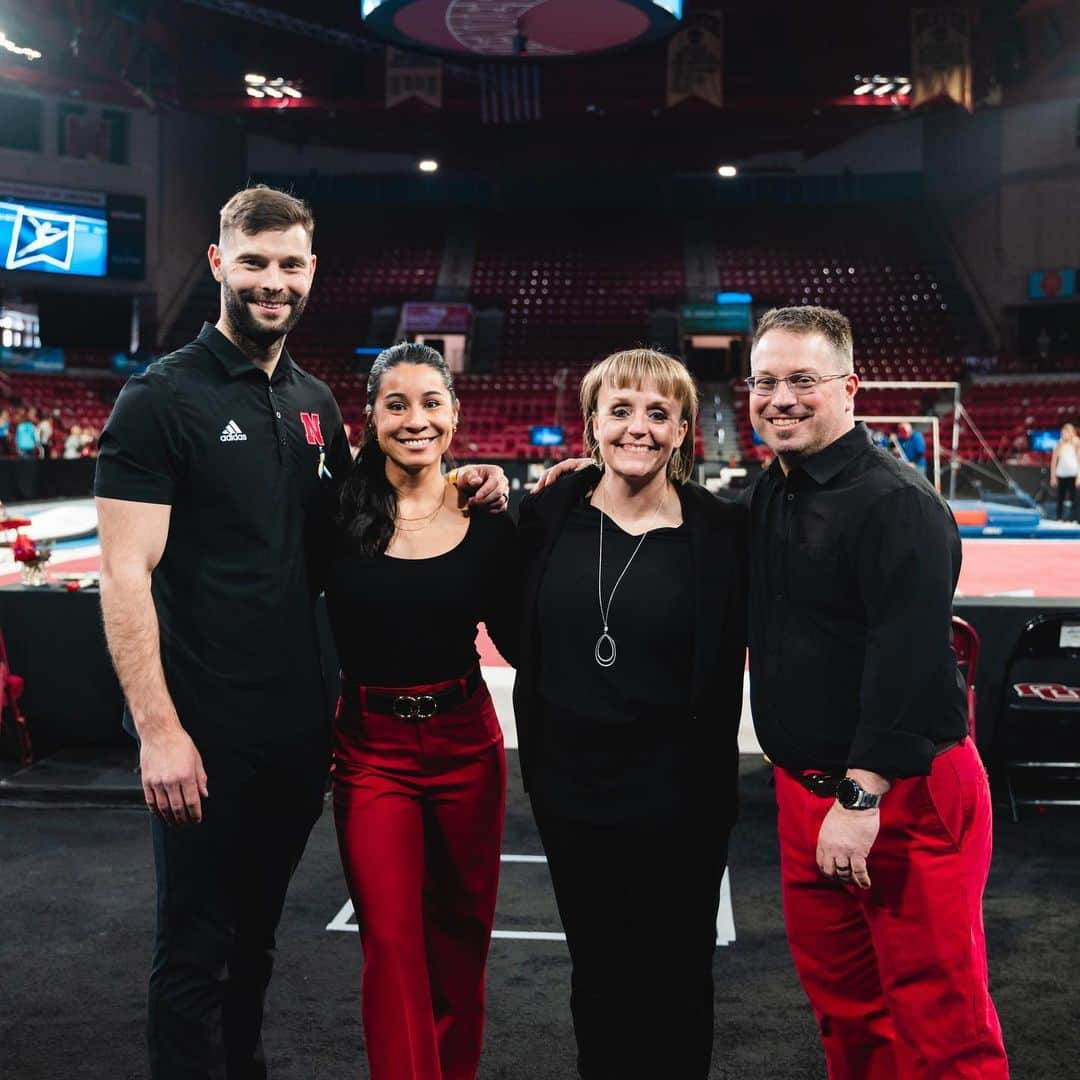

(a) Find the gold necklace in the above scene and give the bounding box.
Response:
[395,494,445,532]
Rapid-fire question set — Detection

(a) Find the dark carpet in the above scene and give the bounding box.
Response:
[1,755,1077,1079]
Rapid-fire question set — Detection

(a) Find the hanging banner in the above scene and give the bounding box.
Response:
[666,12,723,109]
[911,8,973,112]
[385,47,443,109]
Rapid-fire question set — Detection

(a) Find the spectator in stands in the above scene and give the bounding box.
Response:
[0,409,10,455]
[326,342,517,1080]
[95,185,510,1080]
[49,410,66,459]
[36,410,53,459]
[894,421,927,474]
[1051,421,1079,522]
[81,425,100,457]
[64,424,83,460]
[521,349,747,1080]
[15,409,38,458]
[745,306,1008,1078]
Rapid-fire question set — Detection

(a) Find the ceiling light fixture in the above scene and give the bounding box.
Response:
[418,159,439,173]
[717,165,737,178]
[243,74,303,101]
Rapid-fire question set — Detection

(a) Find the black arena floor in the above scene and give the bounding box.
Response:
[2,754,1078,1079]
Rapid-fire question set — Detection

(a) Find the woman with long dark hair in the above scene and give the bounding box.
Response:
[325,341,517,1080]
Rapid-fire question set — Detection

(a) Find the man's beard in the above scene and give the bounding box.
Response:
[222,281,309,350]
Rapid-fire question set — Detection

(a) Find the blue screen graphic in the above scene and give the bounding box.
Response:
[0,197,108,277]
[531,425,565,447]
[1029,429,1060,453]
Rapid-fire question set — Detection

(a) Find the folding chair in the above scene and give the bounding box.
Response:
[951,615,980,741]
[0,628,32,767]
[997,612,1080,822]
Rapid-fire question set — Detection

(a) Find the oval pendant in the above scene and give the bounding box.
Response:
[595,632,617,668]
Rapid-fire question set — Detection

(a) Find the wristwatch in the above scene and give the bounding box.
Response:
[835,777,883,811]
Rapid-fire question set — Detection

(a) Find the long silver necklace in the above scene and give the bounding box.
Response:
[595,483,667,668]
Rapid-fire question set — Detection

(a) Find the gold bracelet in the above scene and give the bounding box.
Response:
[447,468,459,487]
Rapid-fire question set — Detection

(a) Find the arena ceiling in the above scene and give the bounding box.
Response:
[0,1,1041,173]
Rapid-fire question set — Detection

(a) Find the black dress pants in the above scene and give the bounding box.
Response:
[147,730,330,1080]
[532,803,731,1080]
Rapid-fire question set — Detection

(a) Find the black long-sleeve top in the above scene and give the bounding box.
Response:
[747,424,968,778]
[514,466,748,824]
[537,497,695,722]
[324,512,519,686]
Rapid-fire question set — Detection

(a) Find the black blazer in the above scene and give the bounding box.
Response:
[512,466,748,816]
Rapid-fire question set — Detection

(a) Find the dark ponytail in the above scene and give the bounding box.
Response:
[337,342,456,556]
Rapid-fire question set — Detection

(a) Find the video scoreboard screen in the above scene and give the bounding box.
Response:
[0,181,145,280]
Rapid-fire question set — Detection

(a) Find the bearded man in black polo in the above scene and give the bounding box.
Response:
[95,186,507,1079]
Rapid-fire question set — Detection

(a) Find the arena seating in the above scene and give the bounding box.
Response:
[716,205,962,382]
[471,213,684,370]
[2,206,1072,467]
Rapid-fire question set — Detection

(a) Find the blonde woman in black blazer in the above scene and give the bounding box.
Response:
[513,349,748,1079]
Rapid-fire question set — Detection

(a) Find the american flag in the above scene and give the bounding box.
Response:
[480,63,542,124]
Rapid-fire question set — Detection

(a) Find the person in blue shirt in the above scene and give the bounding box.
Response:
[896,422,927,474]
[15,410,39,458]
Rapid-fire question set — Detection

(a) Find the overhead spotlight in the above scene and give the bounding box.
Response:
[717,165,737,178]
[853,82,874,95]
[262,86,283,98]
[281,86,303,99]
[269,77,284,86]
[896,83,911,96]
[246,86,265,98]
[244,73,266,85]
[873,83,895,96]
[0,29,42,60]
[418,159,439,173]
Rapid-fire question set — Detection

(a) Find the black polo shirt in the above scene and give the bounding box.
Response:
[95,323,353,748]
[747,424,968,778]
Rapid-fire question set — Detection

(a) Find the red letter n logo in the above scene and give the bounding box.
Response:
[300,412,324,447]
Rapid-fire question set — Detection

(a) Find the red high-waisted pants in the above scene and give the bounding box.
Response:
[332,671,506,1080]
[775,738,1009,1079]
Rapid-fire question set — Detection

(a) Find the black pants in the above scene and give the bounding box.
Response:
[1057,475,1077,521]
[148,730,330,1080]
[532,803,731,1080]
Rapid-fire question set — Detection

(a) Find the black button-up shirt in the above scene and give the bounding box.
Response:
[95,323,353,748]
[748,424,968,777]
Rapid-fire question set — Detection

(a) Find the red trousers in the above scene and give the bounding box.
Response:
[775,739,1009,1080]
[332,672,506,1080]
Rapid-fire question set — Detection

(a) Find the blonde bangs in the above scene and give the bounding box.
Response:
[580,348,699,483]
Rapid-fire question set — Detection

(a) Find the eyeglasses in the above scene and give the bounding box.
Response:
[744,372,853,396]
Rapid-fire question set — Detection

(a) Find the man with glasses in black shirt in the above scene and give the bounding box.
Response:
[746,306,1009,1079]
[95,186,508,1080]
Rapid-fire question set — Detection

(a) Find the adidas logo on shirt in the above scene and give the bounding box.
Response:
[220,420,248,443]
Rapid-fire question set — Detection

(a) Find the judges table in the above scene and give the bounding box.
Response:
[0,586,1076,761]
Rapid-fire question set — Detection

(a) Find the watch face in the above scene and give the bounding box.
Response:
[836,778,859,808]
